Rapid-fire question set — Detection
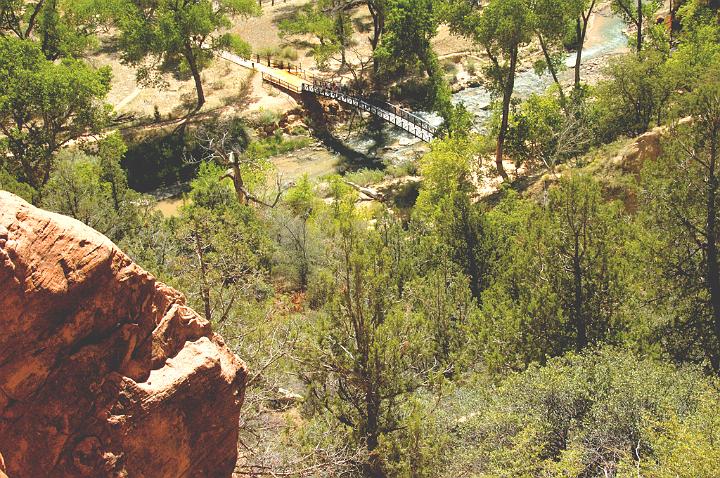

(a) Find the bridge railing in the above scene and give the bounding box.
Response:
[307,79,438,135]
[261,72,303,94]
[303,79,438,141]
[259,72,437,142]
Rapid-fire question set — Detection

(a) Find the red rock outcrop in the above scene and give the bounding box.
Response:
[0,191,247,478]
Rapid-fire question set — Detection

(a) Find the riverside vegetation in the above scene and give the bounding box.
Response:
[2,0,720,477]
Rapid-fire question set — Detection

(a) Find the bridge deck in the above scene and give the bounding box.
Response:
[220,52,437,142]
[220,51,308,92]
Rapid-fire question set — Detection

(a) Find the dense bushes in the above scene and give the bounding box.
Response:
[440,349,720,478]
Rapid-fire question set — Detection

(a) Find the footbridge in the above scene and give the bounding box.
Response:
[220,51,438,143]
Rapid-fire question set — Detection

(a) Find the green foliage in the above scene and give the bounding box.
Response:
[376,0,452,113]
[0,165,36,202]
[376,0,438,77]
[271,173,322,290]
[246,134,312,160]
[378,396,452,477]
[627,395,720,478]
[437,102,474,138]
[298,195,440,473]
[278,0,350,68]
[478,175,631,372]
[40,138,151,243]
[122,129,200,192]
[474,0,533,81]
[448,0,534,177]
[590,50,675,142]
[256,45,299,62]
[414,136,490,299]
[611,0,661,52]
[637,55,720,371]
[664,8,720,96]
[0,36,112,189]
[445,348,720,478]
[188,161,235,210]
[0,0,114,59]
[4,3,720,476]
[344,168,386,187]
[506,90,591,170]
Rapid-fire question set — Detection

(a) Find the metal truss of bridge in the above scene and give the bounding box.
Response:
[301,79,438,143]
[257,70,438,143]
[220,51,438,142]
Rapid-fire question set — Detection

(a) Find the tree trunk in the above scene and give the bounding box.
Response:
[184,42,205,110]
[364,390,382,477]
[338,13,347,67]
[574,2,595,90]
[231,156,247,204]
[495,46,518,181]
[368,2,384,73]
[574,19,583,89]
[24,0,46,38]
[299,221,309,290]
[706,130,720,370]
[636,0,643,53]
[538,33,566,105]
[193,227,212,322]
[573,234,587,350]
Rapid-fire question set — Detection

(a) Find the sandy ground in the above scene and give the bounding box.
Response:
[233,0,474,75]
[155,196,187,217]
[88,41,254,119]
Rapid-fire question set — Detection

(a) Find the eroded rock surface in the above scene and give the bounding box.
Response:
[0,191,246,478]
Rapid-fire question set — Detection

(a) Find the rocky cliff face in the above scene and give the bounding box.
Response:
[0,191,247,478]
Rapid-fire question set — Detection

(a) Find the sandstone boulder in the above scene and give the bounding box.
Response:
[614,126,665,174]
[0,191,247,478]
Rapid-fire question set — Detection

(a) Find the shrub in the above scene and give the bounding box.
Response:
[344,168,386,186]
[443,348,720,477]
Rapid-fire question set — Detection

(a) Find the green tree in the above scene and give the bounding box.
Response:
[300,182,435,476]
[195,119,276,206]
[0,36,112,189]
[479,176,629,371]
[570,0,598,89]
[639,57,720,371]
[366,0,388,71]
[473,0,533,179]
[279,0,350,68]
[530,0,574,103]
[444,349,720,477]
[169,162,273,322]
[0,0,46,40]
[612,0,661,52]
[506,91,591,172]
[591,50,674,141]
[274,174,320,290]
[40,137,148,243]
[0,0,116,59]
[374,0,452,113]
[414,137,489,299]
[376,0,438,80]
[117,0,259,109]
